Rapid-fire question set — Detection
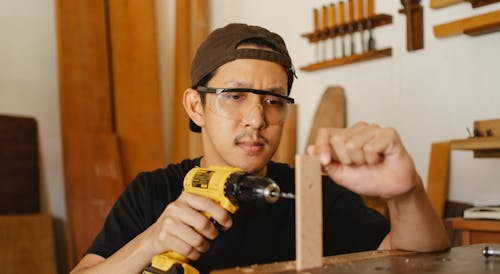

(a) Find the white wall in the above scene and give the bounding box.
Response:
[209,0,500,205]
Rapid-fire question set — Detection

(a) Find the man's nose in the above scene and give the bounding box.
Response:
[241,104,266,129]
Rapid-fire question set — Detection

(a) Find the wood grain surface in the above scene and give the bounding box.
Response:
[0,214,57,274]
[295,155,322,270]
[212,244,500,274]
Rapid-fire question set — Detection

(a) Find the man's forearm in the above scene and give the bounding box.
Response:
[71,231,157,274]
[385,174,450,252]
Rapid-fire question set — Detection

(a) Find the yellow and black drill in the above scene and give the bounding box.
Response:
[142,166,295,274]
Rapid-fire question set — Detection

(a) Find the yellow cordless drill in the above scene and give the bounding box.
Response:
[142,166,295,274]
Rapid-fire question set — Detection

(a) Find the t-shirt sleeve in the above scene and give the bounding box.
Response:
[85,173,148,258]
[322,177,390,255]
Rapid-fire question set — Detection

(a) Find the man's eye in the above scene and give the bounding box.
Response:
[264,97,285,107]
[221,92,245,101]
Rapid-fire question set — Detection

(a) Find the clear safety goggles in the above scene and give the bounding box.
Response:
[196,86,295,125]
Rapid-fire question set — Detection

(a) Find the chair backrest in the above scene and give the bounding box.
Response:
[0,115,39,214]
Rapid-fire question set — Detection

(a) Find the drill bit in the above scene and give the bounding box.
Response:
[270,191,295,200]
[483,246,500,258]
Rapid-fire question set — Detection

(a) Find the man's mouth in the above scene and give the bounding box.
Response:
[234,132,269,154]
[236,141,265,153]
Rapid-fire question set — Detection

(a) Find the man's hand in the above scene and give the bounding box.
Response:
[146,192,233,260]
[308,122,450,252]
[307,122,417,200]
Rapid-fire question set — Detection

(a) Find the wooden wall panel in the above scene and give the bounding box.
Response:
[108,0,166,181]
[56,0,120,267]
[172,0,207,162]
[63,133,125,265]
[56,0,114,133]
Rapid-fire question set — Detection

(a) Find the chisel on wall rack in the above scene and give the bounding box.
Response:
[338,1,346,57]
[348,0,356,55]
[329,3,337,59]
[367,0,376,50]
[357,0,366,52]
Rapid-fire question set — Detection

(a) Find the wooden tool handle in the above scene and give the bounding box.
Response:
[430,0,463,9]
[322,6,328,31]
[329,4,336,28]
[348,0,354,23]
[313,8,319,32]
[357,0,364,20]
[339,1,345,25]
[367,0,374,17]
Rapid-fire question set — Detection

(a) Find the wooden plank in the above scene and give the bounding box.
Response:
[56,0,114,133]
[447,217,500,232]
[447,217,500,244]
[295,155,322,271]
[430,0,464,9]
[55,0,117,268]
[212,249,411,274]
[213,244,498,274]
[306,86,346,147]
[431,0,500,8]
[434,10,500,38]
[272,104,297,166]
[450,136,500,150]
[0,214,57,274]
[63,133,125,266]
[107,0,166,182]
[426,142,451,218]
[0,115,39,214]
[172,0,207,162]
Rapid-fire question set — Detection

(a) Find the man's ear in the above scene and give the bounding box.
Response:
[183,88,205,128]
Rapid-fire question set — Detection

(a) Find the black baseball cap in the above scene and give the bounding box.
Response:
[189,23,296,133]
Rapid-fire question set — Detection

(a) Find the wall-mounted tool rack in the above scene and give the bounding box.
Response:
[430,0,500,9]
[300,9,393,72]
[431,0,500,38]
[450,119,500,158]
[434,10,500,38]
[300,47,392,71]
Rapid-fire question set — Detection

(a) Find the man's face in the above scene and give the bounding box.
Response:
[200,58,289,176]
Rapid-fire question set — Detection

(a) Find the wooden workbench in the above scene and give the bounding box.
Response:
[212,243,500,274]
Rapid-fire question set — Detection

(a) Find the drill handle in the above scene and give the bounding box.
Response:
[143,251,199,274]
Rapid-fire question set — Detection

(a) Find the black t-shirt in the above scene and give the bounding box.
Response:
[87,158,390,273]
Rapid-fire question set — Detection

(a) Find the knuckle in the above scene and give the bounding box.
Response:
[330,134,343,144]
[363,143,375,153]
[199,217,213,231]
[369,123,380,129]
[345,141,357,151]
[192,234,206,248]
[354,121,368,127]
[166,202,181,213]
[385,126,397,136]
[187,247,201,260]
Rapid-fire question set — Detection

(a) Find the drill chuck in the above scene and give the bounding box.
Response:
[225,173,282,204]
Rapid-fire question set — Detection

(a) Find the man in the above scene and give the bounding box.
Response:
[71,23,449,274]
